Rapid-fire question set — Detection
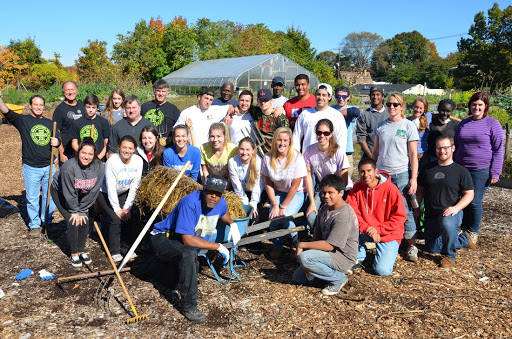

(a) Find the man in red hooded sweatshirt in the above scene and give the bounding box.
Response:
[346,158,407,276]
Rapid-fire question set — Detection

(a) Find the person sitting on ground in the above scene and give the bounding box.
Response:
[162,125,201,180]
[174,88,234,147]
[141,79,180,147]
[261,127,308,258]
[97,135,143,262]
[71,94,110,161]
[136,125,163,177]
[228,137,265,220]
[0,91,61,238]
[150,174,240,324]
[200,123,238,182]
[249,89,289,153]
[293,174,359,296]
[346,158,407,276]
[101,89,125,126]
[416,136,475,268]
[212,82,239,107]
[51,138,105,267]
[303,119,349,231]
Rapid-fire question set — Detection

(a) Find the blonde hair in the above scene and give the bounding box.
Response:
[208,122,231,150]
[238,137,258,190]
[270,127,295,171]
[387,92,406,118]
[408,97,429,132]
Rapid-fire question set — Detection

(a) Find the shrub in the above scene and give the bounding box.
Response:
[488,107,511,128]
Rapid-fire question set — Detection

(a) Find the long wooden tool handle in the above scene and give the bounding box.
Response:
[93,221,138,316]
[43,122,57,231]
[189,127,195,146]
[90,124,95,139]
[118,161,191,271]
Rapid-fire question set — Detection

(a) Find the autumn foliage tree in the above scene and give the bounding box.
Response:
[0,46,29,88]
[76,40,116,82]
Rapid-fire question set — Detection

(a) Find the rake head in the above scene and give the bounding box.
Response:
[126,314,148,324]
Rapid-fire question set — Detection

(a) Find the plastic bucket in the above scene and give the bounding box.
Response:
[214,205,253,243]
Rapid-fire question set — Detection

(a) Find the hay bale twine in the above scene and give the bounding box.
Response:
[135,166,246,218]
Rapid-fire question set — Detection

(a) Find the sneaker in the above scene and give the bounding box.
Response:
[79,253,92,265]
[70,255,82,267]
[465,231,478,249]
[321,280,348,296]
[127,252,138,261]
[405,245,418,262]
[439,256,454,268]
[347,262,363,275]
[269,247,282,259]
[182,309,207,324]
[29,228,41,238]
[111,254,123,263]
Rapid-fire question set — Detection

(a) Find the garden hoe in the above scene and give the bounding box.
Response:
[42,122,57,240]
[93,221,148,324]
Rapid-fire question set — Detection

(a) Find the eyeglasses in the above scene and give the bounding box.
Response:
[335,95,349,100]
[436,146,453,151]
[386,102,400,108]
[316,131,331,136]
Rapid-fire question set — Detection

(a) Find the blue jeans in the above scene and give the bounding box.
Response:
[270,190,305,248]
[22,163,55,229]
[357,233,399,276]
[462,168,490,234]
[424,211,469,260]
[390,171,416,240]
[293,249,347,286]
[306,190,322,231]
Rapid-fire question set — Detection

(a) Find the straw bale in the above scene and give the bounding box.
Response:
[135,166,246,218]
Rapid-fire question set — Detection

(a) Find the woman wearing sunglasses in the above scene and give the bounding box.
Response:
[303,119,349,230]
[372,93,420,263]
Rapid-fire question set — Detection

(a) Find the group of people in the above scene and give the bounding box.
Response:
[0,73,504,324]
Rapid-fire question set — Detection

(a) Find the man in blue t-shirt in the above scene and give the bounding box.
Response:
[150,174,240,324]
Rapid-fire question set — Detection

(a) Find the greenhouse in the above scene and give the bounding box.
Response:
[162,53,320,95]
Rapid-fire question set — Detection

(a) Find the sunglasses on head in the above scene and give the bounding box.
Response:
[316,131,331,136]
[335,95,349,100]
[386,102,400,108]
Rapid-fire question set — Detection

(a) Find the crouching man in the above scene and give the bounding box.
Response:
[346,158,407,276]
[416,136,475,268]
[150,174,240,323]
[293,175,359,296]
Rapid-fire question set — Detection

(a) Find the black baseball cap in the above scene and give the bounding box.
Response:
[257,89,272,100]
[272,76,285,86]
[199,87,215,97]
[335,86,351,96]
[369,86,385,95]
[203,174,227,194]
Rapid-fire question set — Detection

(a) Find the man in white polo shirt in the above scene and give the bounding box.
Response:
[292,83,347,153]
[174,88,234,147]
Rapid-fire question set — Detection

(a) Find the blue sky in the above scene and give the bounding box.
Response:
[1,0,509,67]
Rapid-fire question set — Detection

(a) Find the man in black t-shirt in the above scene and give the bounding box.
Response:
[52,81,85,164]
[416,136,475,268]
[141,79,180,147]
[0,91,61,238]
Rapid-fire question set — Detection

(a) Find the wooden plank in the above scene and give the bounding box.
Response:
[223,226,305,249]
[245,212,304,234]
[57,267,132,284]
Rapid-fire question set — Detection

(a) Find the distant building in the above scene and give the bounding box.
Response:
[353,84,450,96]
[338,71,373,85]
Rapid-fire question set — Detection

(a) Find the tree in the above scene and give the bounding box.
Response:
[456,3,512,90]
[162,16,196,72]
[0,46,29,88]
[278,26,317,68]
[48,52,62,67]
[339,32,383,72]
[7,36,44,66]
[316,51,337,68]
[194,19,238,60]
[76,40,116,82]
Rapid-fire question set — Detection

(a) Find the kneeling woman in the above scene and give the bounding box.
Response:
[51,138,105,267]
[228,137,264,220]
[261,127,308,258]
[97,135,143,262]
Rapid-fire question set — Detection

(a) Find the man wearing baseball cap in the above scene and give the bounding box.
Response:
[356,86,389,158]
[249,89,289,153]
[151,173,240,323]
[271,76,288,108]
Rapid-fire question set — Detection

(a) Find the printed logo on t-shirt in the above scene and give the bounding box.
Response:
[195,214,220,239]
[395,129,407,138]
[80,125,98,142]
[67,111,82,120]
[145,109,164,127]
[30,124,51,146]
[291,108,304,118]
[434,172,445,180]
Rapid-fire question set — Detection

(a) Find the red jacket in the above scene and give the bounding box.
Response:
[346,171,406,243]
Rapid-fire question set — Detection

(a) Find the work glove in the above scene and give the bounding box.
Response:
[227,223,241,245]
[15,269,32,280]
[217,243,230,265]
[0,289,4,298]
[39,269,55,281]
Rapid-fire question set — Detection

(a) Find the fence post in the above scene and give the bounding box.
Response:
[505,122,510,161]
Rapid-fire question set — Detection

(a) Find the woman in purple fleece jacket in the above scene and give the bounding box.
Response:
[454,92,504,246]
